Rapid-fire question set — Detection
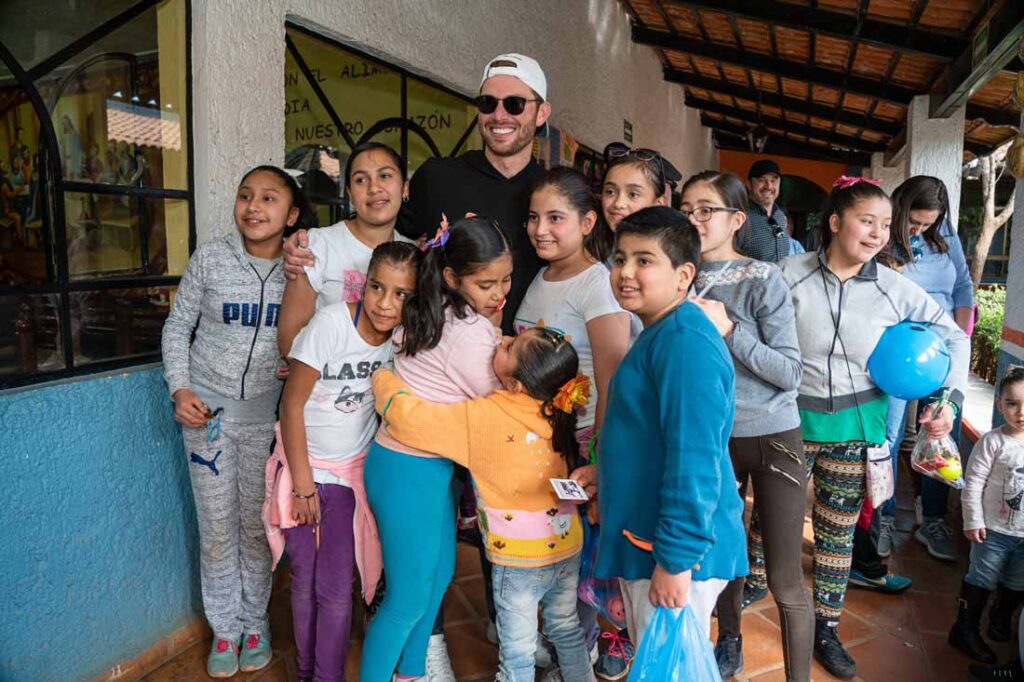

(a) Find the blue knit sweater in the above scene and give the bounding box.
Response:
[595,301,748,581]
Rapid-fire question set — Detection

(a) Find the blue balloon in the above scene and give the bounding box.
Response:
[868,322,951,400]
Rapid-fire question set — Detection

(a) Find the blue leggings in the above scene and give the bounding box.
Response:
[361,443,455,681]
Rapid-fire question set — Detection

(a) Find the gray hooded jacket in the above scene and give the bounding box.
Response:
[161,231,285,407]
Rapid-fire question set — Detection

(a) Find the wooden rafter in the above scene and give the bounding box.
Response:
[661,0,964,60]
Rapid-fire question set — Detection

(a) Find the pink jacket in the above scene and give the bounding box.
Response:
[262,423,381,604]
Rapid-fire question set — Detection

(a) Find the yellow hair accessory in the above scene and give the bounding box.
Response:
[552,374,591,415]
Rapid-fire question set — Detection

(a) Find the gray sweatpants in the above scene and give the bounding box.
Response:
[183,419,275,641]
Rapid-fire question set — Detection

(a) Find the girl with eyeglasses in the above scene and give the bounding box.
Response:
[682,171,813,682]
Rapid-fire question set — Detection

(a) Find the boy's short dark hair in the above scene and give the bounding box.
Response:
[614,206,700,269]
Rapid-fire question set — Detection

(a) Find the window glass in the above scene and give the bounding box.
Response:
[0,1,139,70]
[0,293,64,376]
[64,194,189,279]
[0,70,50,285]
[406,77,479,172]
[34,0,189,190]
[70,285,175,365]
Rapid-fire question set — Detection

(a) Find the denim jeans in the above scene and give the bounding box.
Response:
[965,529,1024,591]
[493,554,592,682]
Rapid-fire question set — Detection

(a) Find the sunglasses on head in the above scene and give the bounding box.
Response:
[474,95,540,116]
[605,143,661,163]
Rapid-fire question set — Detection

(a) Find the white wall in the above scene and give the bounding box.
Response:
[191,0,716,241]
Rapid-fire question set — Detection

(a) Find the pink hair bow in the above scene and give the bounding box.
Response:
[833,175,882,190]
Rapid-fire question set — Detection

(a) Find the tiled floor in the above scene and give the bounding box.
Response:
[144,460,1015,681]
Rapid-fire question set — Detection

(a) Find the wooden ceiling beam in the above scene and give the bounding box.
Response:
[965,103,1022,128]
[662,0,964,61]
[690,96,886,152]
[664,68,900,136]
[710,126,873,166]
[930,0,1024,118]
[633,25,918,104]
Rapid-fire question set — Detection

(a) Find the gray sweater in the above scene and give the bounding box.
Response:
[161,232,286,413]
[696,258,802,437]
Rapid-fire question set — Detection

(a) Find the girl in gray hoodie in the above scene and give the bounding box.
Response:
[161,166,312,678]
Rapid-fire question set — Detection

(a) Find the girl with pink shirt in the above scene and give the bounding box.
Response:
[360,215,512,682]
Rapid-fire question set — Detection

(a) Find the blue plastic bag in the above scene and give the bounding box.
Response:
[628,606,721,682]
[577,521,627,629]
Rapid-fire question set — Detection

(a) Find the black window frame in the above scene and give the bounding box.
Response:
[0,0,195,389]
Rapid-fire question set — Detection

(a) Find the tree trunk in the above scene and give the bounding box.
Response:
[969,146,1016,288]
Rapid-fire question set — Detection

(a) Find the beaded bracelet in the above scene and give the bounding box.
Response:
[292,489,317,500]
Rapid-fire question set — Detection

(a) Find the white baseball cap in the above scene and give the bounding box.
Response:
[480,54,547,101]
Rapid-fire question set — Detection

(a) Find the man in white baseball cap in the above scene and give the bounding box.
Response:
[278,53,554,680]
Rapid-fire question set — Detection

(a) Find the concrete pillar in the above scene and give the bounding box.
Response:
[996,111,1024,405]
[869,151,906,195]
[905,94,966,229]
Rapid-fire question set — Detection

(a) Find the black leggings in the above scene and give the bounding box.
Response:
[716,427,814,682]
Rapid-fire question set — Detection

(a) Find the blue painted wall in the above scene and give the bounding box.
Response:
[0,366,200,681]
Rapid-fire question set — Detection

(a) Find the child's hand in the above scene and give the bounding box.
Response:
[282,229,314,280]
[173,389,209,428]
[292,489,320,526]
[569,464,597,499]
[965,527,986,543]
[689,298,735,339]
[649,564,691,608]
[918,402,954,439]
[276,360,290,380]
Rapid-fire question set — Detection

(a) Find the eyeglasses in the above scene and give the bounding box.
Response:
[474,95,540,116]
[681,206,740,223]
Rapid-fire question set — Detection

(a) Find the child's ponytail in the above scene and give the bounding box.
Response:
[512,328,584,465]
[400,215,510,356]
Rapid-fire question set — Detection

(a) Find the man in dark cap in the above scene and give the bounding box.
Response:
[738,159,790,262]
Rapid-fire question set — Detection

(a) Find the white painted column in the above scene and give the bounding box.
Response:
[191,0,287,243]
[869,151,906,195]
[905,94,966,229]
[997,112,1024,387]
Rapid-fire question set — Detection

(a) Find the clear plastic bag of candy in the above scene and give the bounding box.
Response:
[910,429,964,489]
[578,520,627,629]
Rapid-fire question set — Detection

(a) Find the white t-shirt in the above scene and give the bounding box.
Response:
[513,262,625,429]
[303,221,414,308]
[289,302,393,485]
[963,426,1024,537]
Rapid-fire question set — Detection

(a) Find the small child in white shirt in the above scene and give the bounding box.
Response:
[949,366,1024,665]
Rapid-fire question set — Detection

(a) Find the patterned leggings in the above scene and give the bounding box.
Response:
[746,442,868,621]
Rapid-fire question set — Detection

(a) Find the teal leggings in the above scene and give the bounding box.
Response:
[360,443,455,681]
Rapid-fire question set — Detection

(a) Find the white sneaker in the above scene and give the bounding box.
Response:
[425,633,456,682]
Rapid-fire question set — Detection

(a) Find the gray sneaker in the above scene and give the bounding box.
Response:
[915,517,958,561]
[877,514,896,558]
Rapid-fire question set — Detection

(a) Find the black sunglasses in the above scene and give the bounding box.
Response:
[767,217,785,240]
[474,95,540,116]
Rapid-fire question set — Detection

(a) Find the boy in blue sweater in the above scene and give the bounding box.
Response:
[594,205,747,642]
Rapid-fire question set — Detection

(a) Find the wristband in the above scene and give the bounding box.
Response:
[588,429,599,465]
[380,389,410,420]
[292,489,316,500]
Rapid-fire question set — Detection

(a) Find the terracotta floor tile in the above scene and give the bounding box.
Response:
[846,632,932,682]
[745,668,787,681]
[901,557,963,596]
[459,575,492,622]
[906,590,957,635]
[918,631,975,681]
[732,612,786,676]
[455,542,484,580]
[895,509,918,532]
[142,640,208,681]
[445,583,479,625]
[446,621,499,678]
[842,588,912,635]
